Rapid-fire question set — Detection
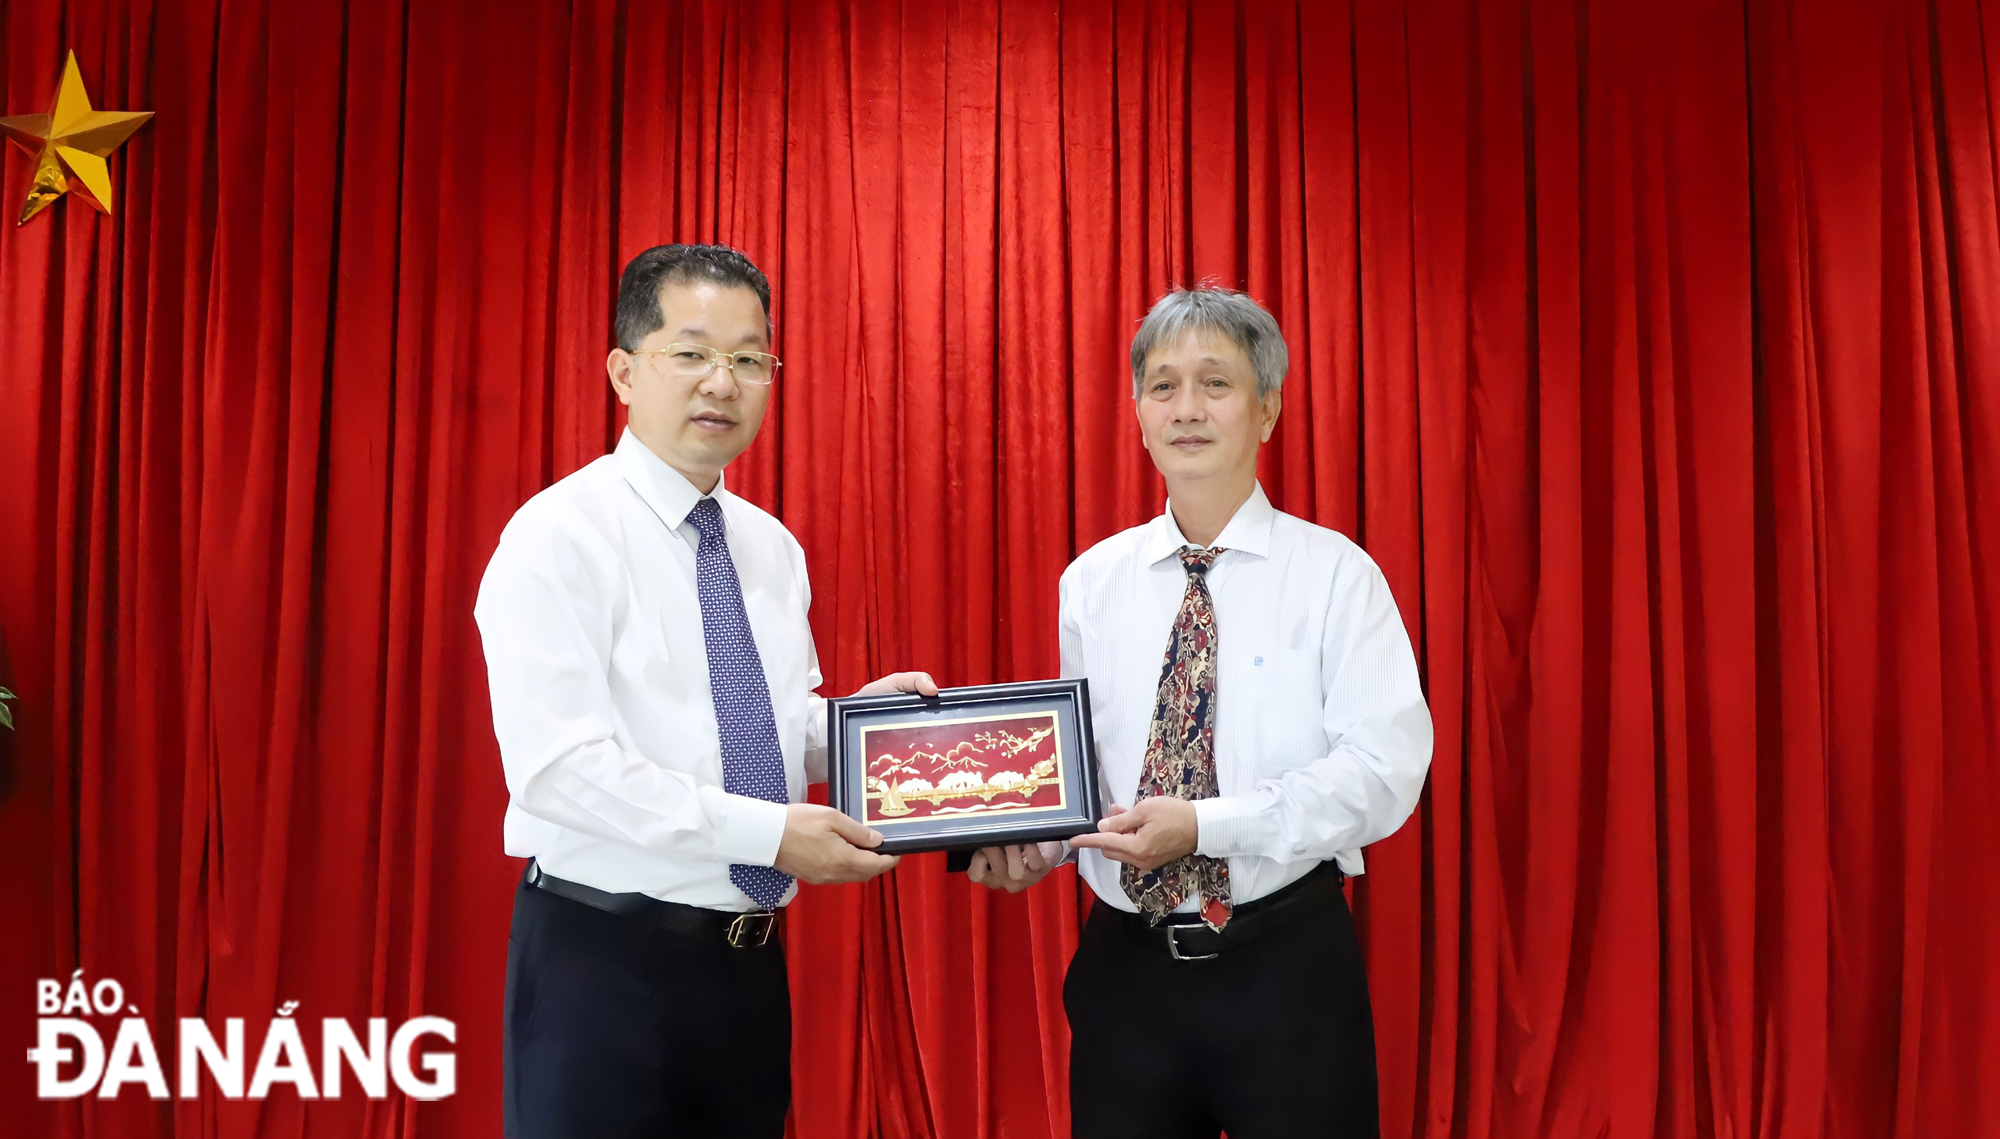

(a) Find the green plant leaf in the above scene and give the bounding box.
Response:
[0,704,11,731]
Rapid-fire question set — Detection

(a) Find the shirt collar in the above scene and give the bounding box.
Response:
[1143,482,1277,566]
[614,428,724,530]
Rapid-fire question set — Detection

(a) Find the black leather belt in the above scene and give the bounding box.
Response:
[1095,861,1343,961]
[525,861,780,949]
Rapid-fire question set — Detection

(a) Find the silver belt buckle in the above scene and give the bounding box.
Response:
[1166,924,1219,962]
[728,911,776,949]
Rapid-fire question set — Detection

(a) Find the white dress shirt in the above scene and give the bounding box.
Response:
[474,429,825,911]
[1059,483,1432,910]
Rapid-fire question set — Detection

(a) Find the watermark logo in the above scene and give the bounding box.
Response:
[27,970,456,1100]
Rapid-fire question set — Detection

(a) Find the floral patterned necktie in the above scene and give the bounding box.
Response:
[1122,545,1233,930]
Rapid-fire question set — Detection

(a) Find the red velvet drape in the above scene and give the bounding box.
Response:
[1,1,1994,1136]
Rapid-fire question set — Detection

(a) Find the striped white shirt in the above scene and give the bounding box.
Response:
[1060,483,1432,910]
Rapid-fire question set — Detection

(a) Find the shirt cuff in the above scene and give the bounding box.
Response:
[1192,796,1260,859]
[703,787,789,868]
[803,693,830,783]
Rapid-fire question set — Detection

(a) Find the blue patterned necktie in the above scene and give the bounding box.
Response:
[688,496,794,910]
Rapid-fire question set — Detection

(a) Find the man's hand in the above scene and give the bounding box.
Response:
[774,803,901,884]
[966,842,1063,893]
[1065,799,1199,872]
[852,671,942,698]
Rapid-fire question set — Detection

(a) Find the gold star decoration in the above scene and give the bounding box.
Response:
[1,52,152,226]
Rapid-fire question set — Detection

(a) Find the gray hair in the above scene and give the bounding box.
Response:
[1129,287,1289,399]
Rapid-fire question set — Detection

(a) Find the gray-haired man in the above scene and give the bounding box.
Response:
[969,287,1433,1138]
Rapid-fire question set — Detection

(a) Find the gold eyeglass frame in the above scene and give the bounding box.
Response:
[629,342,783,385]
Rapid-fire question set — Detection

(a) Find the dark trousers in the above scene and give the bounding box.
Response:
[502,874,791,1139]
[1064,869,1380,1139]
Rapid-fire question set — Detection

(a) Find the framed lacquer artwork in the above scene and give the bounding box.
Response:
[826,680,1102,855]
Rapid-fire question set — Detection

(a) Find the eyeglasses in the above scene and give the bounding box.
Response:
[629,342,782,385]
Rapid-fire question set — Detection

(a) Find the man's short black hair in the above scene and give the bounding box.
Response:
[614,243,772,350]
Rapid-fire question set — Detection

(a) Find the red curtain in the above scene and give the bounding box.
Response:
[1,1,1995,1136]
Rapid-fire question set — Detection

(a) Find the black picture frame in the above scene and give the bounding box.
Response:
[827,679,1102,855]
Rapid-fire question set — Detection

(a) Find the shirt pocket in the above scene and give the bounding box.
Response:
[637,594,685,695]
[1229,646,1328,779]
[631,590,705,737]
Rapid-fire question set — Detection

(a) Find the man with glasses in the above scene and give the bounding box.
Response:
[966,287,1432,1138]
[476,244,932,1138]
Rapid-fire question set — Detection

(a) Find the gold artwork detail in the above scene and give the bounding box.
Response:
[860,712,1068,826]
